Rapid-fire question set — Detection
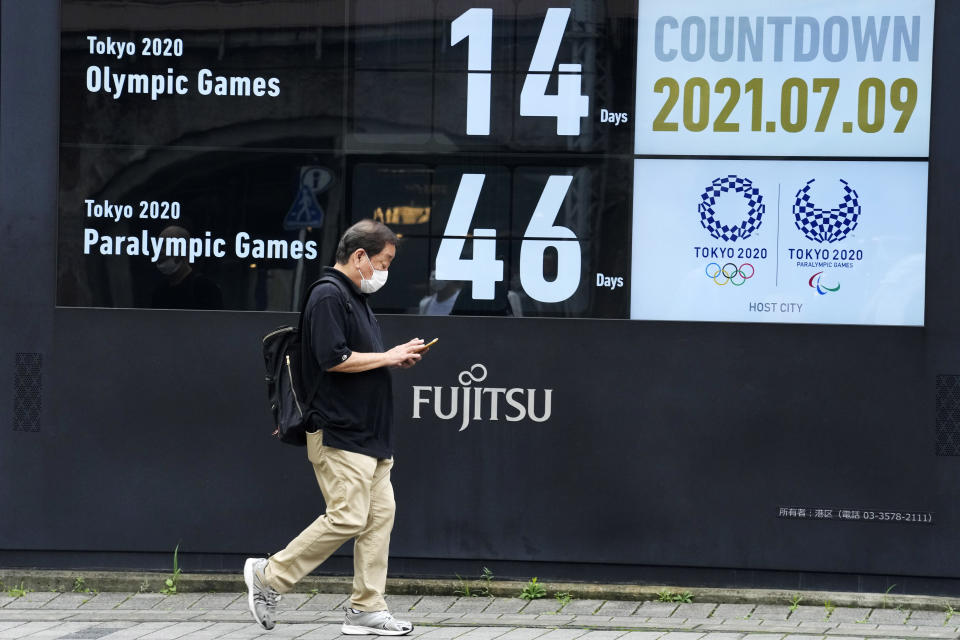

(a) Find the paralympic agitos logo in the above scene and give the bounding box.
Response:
[809,271,840,295]
[411,364,553,431]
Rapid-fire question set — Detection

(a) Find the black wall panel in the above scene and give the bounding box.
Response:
[0,0,59,551]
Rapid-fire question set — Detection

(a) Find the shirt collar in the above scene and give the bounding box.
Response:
[323,266,365,298]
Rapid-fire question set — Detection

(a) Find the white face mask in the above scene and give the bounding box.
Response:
[359,253,388,294]
[157,258,180,276]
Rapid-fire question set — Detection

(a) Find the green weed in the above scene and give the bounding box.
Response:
[160,544,183,595]
[657,589,693,603]
[7,582,29,598]
[455,567,495,598]
[824,600,835,619]
[519,577,547,601]
[453,574,473,598]
[881,584,897,609]
[789,594,802,613]
[479,567,494,598]
[554,591,572,609]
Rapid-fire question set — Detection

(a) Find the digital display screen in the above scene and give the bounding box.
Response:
[58,0,933,325]
[631,159,928,325]
[631,0,933,326]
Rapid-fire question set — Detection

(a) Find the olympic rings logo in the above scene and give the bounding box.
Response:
[705,262,755,286]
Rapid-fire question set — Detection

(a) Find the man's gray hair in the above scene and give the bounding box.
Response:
[335,219,399,264]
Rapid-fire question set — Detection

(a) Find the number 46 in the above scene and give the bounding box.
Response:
[451,8,590,136]
[435,174,581,303]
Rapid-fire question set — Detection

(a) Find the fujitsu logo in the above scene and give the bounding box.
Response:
[412,364,553,431]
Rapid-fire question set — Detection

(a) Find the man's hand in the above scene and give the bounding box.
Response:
[327,339,428,373]
[384,338,425,368]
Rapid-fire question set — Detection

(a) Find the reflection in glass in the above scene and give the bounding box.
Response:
[418,271,464,316]
[150,225,224,310]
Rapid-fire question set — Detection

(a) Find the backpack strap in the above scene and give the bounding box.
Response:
[296,275,353,334]
[298,274,355,414]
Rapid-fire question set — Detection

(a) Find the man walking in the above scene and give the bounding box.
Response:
[245,220,426,634]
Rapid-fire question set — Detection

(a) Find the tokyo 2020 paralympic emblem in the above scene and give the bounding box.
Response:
[698,175,765,242]
[793,178,861,243]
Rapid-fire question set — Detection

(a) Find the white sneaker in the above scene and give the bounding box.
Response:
[243,558,280,630]
[342,607,413,635]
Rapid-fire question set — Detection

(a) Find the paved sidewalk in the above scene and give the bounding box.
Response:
[0,592,958,640]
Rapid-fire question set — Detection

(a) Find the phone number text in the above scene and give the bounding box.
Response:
[779,506,933,524]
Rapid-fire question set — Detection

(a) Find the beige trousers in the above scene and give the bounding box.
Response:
[263,430,396,611]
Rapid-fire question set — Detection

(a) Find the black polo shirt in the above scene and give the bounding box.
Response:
[301,267,393,459]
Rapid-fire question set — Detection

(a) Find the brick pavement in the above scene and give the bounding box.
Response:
[0,592,956,639]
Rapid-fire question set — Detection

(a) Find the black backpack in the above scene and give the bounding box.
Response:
[261,275,351,446]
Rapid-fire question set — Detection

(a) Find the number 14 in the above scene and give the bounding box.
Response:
[451,8,590,136]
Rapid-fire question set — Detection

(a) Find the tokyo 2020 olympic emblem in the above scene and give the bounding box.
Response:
[698,175,765,242]
[792,178,861,243]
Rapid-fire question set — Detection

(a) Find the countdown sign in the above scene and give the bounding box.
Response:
[58,1,934,324]
[635,0,935,157]
[630,0,933,327]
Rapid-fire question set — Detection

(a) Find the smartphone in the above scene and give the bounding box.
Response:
[416,338,440,353]
[414,338,438,352]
